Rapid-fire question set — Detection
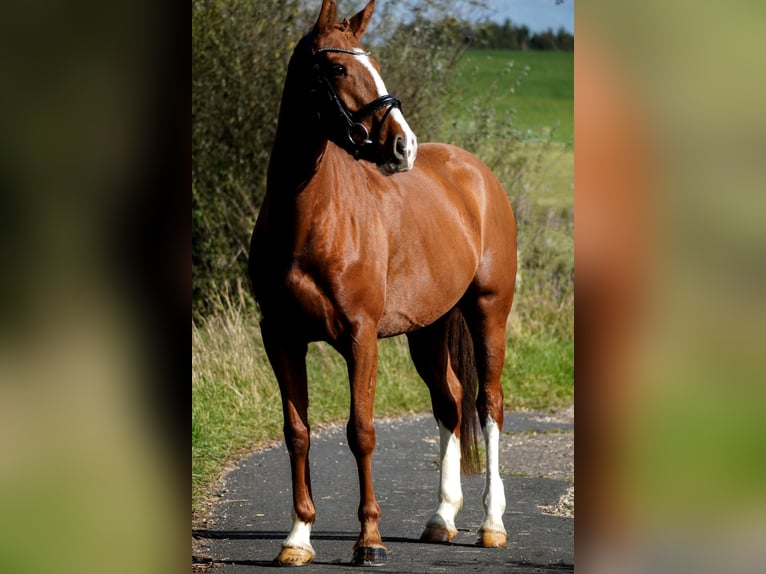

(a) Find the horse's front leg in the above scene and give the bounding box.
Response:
[342,322,388,566]
[261,321,315,566]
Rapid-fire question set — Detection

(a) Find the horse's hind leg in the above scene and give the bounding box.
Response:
[407,316,464,544]
[261,321,316,566]
[464,291,513,548]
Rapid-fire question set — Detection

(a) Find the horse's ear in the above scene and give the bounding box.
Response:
[315,0,337,34]
[349,0,375,38]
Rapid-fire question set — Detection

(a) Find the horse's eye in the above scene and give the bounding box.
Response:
[331,64,346,77]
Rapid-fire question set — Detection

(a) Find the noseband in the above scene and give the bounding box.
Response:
[310,46,402,160]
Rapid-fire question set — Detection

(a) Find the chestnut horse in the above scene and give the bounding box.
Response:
[249,0,516,566]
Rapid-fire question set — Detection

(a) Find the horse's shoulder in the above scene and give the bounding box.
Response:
[417,142,485,170]
[418,141,470,158]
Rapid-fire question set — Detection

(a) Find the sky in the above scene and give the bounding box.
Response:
[485,0,574,33]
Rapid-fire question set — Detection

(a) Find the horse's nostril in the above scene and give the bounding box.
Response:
[394,136,406,160]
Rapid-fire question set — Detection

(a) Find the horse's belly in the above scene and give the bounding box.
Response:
[376,307,453,337]
[377,269,475,338]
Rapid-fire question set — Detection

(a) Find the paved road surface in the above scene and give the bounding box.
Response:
[193,410,573,573]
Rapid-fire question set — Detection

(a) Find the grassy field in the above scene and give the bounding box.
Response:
[445,50,573,215]
[192,48,574,513]
[451,50,574,148]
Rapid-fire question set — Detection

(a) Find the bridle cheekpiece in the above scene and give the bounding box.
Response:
[310,44,402,160]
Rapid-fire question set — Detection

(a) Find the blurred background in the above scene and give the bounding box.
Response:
[0,1,184,573]
[575,1,766,572]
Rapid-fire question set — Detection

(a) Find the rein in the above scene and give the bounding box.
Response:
[310,45,402,160]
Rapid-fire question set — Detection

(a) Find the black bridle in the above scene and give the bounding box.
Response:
[310,46,402,160]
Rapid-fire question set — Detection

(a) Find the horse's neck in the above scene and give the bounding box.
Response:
[261,80,343,253]
[267,72,330,196]
[269,134,327,194]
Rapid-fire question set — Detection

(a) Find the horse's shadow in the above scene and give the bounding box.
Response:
[193,528,484,548]
[193,529,574,571]
[192,528,493,569]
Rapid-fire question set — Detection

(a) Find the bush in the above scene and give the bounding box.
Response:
[192,0,304,319]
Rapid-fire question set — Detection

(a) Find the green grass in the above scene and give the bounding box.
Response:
[191,310,283,510]
[450,50,574,148]
[532,144,574,211]
[503,333,574,410]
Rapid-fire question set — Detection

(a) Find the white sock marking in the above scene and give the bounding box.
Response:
[283,515,314,553]
[481,415,507,533]
[427,422,463,532]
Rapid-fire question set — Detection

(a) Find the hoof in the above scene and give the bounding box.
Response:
[352,545,388,566]
[419,524,457,544]
[273,545,315,566]
[477,528,507,548]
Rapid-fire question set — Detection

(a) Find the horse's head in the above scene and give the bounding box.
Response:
[308,0,417,175]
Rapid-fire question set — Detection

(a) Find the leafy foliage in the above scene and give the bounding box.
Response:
[472,19,574,51]
[192,0,304,318]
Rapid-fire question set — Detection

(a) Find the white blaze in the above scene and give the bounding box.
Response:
[355,53,417,169]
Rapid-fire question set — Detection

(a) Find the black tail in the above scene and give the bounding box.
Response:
[447,308,482,475]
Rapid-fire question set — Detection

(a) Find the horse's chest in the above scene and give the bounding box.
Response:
[273,264,343,339]
[264,242,382,339]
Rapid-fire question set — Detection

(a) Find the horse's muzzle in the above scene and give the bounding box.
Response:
[378,131,417,175]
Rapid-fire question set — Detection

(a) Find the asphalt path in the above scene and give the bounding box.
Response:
[193,410,573,573]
